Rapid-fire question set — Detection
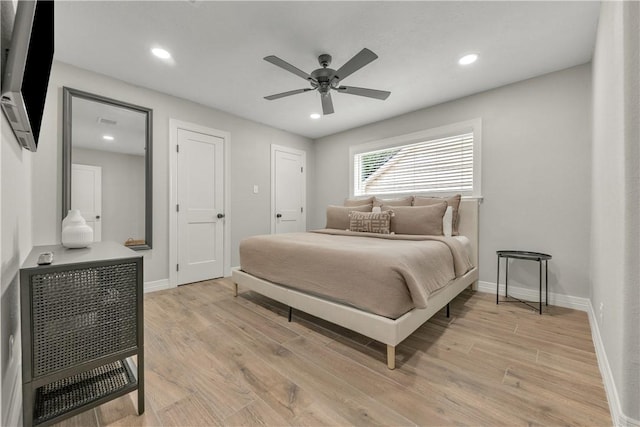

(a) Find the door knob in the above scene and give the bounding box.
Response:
[95,215,101,219]
[276,213,282,218]
[217,213,225,219]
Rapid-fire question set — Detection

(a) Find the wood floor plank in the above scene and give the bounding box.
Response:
[502,367,610,426]
[284,334,453,425]
[142,363,193,412]
[194,325,317,422]
[50,409,98,427]
[289,401,353,426]
[145,311,258,419]
[144,292,215,334]
[156,394,224,426]
[393,344,589,426]
[50,280,611,427]
[223,399,289,426]
[503,363,610,412]
[451,314,599,364]
[325,335,521,425]
[239,291,375,346]
[212,298,301,345]
[206,299,417,426]
[95,393,162,427]
[536,349,602,379]
[514,323,598,352]
[234,291,339,344]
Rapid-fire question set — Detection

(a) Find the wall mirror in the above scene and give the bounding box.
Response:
[62,87,152,250]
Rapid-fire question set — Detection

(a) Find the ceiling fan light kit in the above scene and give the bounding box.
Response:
[264,48,391,115]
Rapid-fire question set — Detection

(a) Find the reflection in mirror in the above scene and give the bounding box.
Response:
[63,87,152,250]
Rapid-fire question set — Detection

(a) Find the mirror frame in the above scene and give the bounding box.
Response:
[62,87,153,250]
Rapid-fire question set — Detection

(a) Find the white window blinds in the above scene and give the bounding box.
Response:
[353,132,474,196]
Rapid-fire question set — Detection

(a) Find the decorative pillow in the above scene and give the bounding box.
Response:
[373,195,413,207]
[326,204,373,230]
[382,203,447,235]
[349,211,393,234]
[344,196,375,207]
[413,194,462,235]
[442,206,453,237]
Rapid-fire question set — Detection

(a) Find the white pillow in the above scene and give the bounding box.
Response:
[443,206,453,237]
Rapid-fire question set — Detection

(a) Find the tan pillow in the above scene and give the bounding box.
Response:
[382,203,447,235]
[349,211,393,234]
[344,196,375,207]
[326,204,373,229]
[373,195,414,207]
[413,194,462,235]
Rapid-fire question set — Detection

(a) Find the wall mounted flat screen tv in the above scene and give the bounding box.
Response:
[1,0,54,152]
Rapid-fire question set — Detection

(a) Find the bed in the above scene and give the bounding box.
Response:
[232,198,479,369]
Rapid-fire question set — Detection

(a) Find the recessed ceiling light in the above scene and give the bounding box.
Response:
[458,54,478,65]
[151,47,171,59]
[103,135,114,141]
[310,113,321,119]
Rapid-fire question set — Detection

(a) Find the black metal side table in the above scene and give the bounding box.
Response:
[496,250,551,314]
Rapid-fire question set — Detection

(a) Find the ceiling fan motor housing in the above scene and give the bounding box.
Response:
[318,54,332,67]
[311,67,338,94]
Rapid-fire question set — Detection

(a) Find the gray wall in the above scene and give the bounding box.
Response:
[1,3,29,425]
[313,64,592,299]
[1,115,31,427]
[72,148,146,245]
[33,61,314,283]
[591,1,639,422]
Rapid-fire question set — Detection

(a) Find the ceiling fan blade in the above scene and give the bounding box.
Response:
[336,86,390,100]
[334,48,378,81]
[264,55,314,82]
[264,88,314,100]
[321,93,334,115]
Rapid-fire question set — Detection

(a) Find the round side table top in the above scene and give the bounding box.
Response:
[497,250,552,260]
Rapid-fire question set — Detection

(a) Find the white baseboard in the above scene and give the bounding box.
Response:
[476,281,590,311]
[152,274,234,292]
[144,279,172,293]
[587,301,640,427]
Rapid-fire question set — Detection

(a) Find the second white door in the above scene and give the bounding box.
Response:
[177,129,225,285]
[272,145,306,234]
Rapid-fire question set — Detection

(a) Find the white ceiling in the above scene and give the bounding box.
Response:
[54,1,600,139]
[72,97,146,156]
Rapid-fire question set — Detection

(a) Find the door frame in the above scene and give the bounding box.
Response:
[169,119,231,287]
[271,144,306,234]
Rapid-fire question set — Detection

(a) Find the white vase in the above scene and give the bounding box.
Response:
[61,209,94,248]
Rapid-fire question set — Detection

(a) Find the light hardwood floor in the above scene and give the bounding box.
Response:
[54,279,612,426]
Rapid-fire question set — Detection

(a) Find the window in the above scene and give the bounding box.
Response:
[350,119,481,197]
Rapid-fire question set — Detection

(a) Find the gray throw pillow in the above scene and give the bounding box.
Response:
[326,204,373,229]
[382,203,447,235]
[413,194,462,235]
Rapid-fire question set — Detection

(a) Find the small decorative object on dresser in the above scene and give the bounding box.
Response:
[61,209,94,248]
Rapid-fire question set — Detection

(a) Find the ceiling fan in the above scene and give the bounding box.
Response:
[263,48,391,115]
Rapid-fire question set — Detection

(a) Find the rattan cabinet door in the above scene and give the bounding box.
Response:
[30,262,138,378]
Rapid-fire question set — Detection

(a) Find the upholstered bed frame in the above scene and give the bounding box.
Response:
[232,199,479,369]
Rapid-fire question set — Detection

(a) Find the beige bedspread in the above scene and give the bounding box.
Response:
[239,229,474,319]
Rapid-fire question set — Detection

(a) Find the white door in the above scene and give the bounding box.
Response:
[71,163,102,241]
[177,129,224,285]
[272,145,306,234]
